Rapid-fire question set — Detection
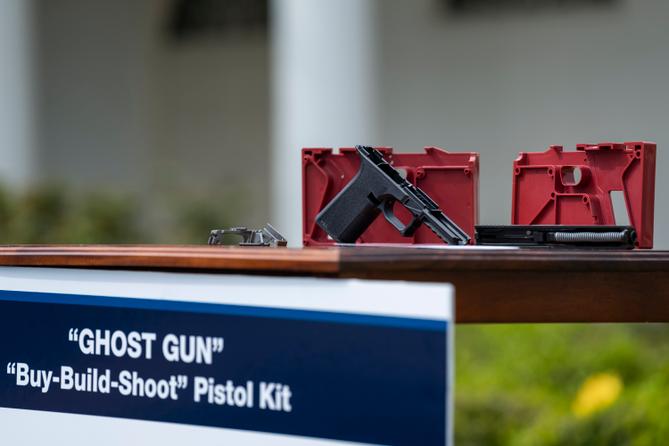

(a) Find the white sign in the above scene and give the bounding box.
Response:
[0,267,453,446]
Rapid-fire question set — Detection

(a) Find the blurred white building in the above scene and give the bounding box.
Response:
[1,0,667,246]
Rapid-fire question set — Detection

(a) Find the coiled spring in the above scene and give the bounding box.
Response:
[551,231,629,243]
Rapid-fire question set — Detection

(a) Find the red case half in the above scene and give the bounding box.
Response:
[512,141,656,248]
[302,147,479,246]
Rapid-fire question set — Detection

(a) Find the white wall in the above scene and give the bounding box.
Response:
[35,0,270,228]
[36,0,154,189]
[151,32,270,227]
[377,0,669,247]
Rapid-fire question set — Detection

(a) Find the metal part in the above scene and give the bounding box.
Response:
[475,225,637,249]
[208,224,287,247]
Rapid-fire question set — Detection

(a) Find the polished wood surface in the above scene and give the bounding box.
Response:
[0,245,340,274]
[0,245,667,323]
[337,248,669,323]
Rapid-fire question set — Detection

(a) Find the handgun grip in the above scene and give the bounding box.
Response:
[315,167,383,243]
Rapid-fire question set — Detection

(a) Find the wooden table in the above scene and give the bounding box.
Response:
[0,245,667,324]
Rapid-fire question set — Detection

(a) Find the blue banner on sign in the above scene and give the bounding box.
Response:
[0,290,448,446]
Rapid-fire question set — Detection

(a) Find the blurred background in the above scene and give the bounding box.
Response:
[1,0,668,443]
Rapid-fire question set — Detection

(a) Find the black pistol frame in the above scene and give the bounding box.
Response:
[315,146,470,245]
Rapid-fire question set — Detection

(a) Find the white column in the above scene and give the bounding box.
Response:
[270,0,379,246]
[0,0,35,187]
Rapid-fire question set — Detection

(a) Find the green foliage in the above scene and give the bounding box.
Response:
[456,324,669,445]
[0,184,143,244]
[0,184,239,244]
[169,192,241,244]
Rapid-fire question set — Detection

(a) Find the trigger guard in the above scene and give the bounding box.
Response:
[381,200,419,236]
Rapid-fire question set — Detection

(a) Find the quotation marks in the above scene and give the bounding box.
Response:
[68,328,80,342]
[175,375,188,389]
[212,337,224,353]
[6,362,16,375]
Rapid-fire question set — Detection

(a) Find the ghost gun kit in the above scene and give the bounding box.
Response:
[208,142,656,249]
[305,141,656,249]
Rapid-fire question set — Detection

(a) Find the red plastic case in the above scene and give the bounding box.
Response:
[302,147,479,246]
[512,141,656,248]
